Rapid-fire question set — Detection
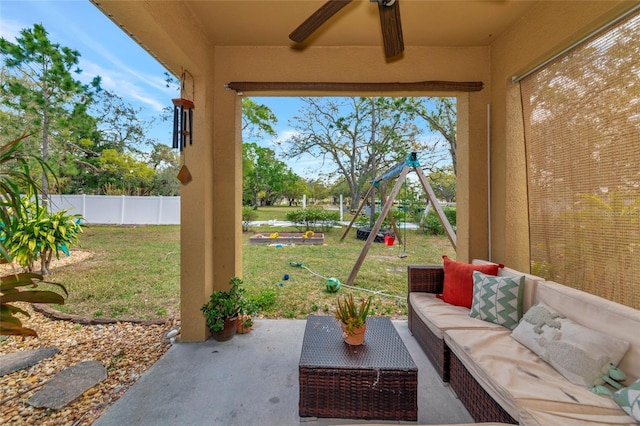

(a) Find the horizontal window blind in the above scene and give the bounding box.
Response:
[521,11,639,309]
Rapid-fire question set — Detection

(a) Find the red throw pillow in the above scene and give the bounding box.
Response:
[438,255,503,308]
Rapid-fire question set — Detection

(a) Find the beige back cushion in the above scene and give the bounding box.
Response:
[536,280,640,382]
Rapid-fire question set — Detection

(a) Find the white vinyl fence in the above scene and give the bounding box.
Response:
[48,195,180,225]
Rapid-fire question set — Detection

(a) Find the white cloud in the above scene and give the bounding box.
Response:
[276,129,300,143]
[78,58,167,112]
[0,17,24,41]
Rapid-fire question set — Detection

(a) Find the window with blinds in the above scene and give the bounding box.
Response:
[520,11,639,309]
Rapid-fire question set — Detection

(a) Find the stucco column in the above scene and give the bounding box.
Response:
[179,70,215,342]
[456,93,490,263]
[211,84,243,288]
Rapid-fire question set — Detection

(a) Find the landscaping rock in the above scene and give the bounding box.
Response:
[0,347,60,377]
[28,361,107,410]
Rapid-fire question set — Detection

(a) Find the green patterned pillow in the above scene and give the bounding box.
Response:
[613,378,640,422]
[469,271,524,330]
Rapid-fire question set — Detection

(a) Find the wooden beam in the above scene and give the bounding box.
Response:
[415,166,457,249]
[346,166,410,286]
[340,185,374,241]
[226,81,483,93]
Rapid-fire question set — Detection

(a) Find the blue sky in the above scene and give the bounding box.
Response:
[0,0,180,145]
[0,0,314,173]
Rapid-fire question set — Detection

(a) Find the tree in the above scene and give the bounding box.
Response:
[242,98,278,139]
[306,179,330,204]
[148,143,180,195]
[243,142,300,206]
[428,166,457,202]
[281,97,432,210]
[282,170,307,206]
[328,177,351,206]
[97,149,155,195]
[0,24,101,200]
[409,97,458,175]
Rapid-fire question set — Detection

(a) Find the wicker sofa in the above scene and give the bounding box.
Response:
[407,261,640,425]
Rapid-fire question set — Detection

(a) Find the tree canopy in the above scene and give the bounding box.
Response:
[1,24,180,196]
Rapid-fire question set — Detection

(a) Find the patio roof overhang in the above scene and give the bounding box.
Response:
[91,0,537,73]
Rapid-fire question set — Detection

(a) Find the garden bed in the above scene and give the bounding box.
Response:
[249,232,325,245]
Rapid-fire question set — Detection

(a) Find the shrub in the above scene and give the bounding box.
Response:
[420,206,457,235]
[5,197,83,275]
[286,207,339,232]
[242,206,258,232]
[354,209,405,231]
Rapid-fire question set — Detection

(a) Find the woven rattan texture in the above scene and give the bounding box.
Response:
[408,265,444,293]
[299,315,418,421]
[408,305,449,382]
[407,265,449,381]
[299,316,417,370]
[449,349,517,424]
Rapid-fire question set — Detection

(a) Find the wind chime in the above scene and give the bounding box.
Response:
[172,97,194,152]
[172,69,195,184]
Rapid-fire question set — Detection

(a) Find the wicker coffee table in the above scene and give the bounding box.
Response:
[299,315,418,421]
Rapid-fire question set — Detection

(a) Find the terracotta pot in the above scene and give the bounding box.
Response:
[210,317,238,341]
[341,323,366,346]
[236,314,253,334]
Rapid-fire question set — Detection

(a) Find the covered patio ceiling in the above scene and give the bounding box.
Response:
[94,0,537,61]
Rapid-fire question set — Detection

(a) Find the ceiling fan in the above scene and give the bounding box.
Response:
[289,0,404,58]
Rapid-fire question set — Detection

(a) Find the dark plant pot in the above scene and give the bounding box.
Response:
[211,317,238,341]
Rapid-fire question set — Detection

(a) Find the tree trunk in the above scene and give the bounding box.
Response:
[41,105,50,204]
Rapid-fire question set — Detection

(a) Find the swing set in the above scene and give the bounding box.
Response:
[341,152,456,286]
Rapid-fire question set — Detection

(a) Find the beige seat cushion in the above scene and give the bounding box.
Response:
[409,292,505,339]
[444,329,633,422]
[519,406,637,425]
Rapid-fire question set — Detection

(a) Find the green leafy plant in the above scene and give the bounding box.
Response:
[0,272,67,336]
[242,206,258,232]
[286,207,338,232]
[6,196,83,275]
[1,135,53,262]
[419,206,457,235]
[201,277,256,332]
[334,293,372,335]
[1,136,67,337]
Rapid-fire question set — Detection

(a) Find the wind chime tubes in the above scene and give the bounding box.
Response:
[172,98,195,152]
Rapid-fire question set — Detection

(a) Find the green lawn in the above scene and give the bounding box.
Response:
[45,218,455,321]
[250,205,302,221]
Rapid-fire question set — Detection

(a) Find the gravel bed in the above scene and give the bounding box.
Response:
[0,304,175,425]
[1,253,176,425]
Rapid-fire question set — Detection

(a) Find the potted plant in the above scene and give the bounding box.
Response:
[237,313,254,334]
[201,277,254,341]
[335,293,372,346]
[237,294,257,334]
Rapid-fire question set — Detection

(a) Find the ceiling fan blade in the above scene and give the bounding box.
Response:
[289,0,353,43]
[378,0,404,58]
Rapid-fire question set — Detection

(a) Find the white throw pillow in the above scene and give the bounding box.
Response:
[511,302,630,387]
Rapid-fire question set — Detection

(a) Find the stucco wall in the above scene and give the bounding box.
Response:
[488,0,635,271]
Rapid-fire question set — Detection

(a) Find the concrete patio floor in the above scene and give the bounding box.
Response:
[94,318,474,426]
